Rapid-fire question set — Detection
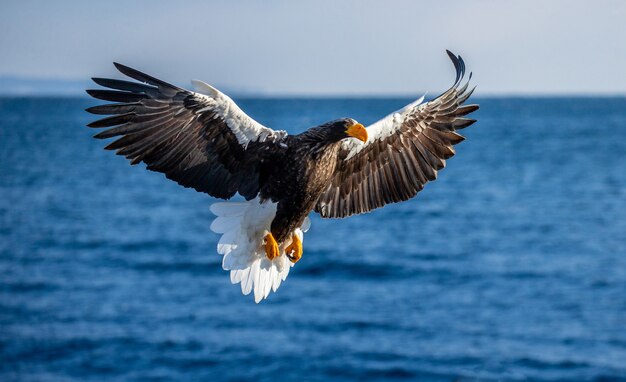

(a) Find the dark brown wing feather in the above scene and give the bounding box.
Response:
[315,51,479,218]
[86,63,284,200]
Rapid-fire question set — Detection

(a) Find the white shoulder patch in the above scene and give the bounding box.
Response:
[191,80,287,149]
[342,94,426,160]
[191,79,219,98]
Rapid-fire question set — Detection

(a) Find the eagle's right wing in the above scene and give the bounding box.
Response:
[315,51,478,218]
[86,63,287,200]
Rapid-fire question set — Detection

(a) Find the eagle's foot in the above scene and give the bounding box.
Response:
[264,233,280,260]
[285,234,303,263]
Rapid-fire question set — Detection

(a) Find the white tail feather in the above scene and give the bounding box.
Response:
[210,197,310,303]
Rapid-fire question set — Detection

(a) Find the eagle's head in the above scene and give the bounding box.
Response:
[322,118,368,143]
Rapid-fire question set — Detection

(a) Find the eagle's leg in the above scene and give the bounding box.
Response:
[285,234,303,263]
[264,233,280,260]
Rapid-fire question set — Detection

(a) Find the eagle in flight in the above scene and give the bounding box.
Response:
[86,50,478,302]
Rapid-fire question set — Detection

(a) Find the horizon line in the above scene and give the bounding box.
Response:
[1,92,625,99]
[2,76,626,99]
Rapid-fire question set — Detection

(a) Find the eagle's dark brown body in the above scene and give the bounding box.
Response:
[258,129,344,243]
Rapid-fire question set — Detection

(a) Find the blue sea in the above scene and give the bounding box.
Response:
[1,96,625,381]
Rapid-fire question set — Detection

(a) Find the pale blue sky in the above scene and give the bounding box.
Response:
[1,0,625,95]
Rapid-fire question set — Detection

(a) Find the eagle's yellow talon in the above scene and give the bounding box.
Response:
[285,234,303,263]
[264,233,279,260]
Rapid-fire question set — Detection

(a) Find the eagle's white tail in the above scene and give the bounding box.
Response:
[209,197,310,303]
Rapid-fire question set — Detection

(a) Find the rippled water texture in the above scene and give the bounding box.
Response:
[1,97,625,381]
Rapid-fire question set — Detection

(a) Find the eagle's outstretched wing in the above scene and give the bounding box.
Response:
[315,51,478,218]
[86,63,287,200]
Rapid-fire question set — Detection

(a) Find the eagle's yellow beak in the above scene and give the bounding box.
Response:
[346,123,368,143]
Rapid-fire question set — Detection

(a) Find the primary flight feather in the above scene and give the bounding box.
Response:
[86,50,478,302]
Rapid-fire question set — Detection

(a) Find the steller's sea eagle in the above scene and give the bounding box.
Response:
[86,50,478,302]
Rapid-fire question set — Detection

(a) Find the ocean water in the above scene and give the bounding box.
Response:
[0,96,625,381]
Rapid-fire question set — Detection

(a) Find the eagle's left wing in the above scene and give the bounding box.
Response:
[315,51,478,218]
[86,63,287,200]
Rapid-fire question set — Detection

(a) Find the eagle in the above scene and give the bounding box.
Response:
[86,50,478,302]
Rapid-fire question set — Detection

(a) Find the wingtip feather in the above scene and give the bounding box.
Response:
[113,62,129,73]
[446,50,462,85]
